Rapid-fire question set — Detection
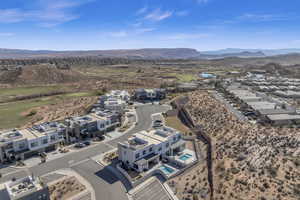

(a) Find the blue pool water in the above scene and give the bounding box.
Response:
[160,165,175,175]
[179,153,193,161]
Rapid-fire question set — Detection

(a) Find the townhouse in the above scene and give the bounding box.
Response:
[118,127,185,172]
[0,122,66,163]
[66,110,121,141]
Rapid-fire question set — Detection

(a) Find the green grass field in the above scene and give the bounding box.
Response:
[0,85,71,102]
[0,91,97,130]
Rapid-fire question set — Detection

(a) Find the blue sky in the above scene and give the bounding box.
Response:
[0,0,300,50]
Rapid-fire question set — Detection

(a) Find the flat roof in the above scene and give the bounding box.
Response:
[0,129,24,144]
[247,101,277,110]
[267,114,300,121]
[5,176,42,199]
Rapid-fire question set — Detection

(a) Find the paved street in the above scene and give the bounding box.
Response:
[0,104,170,200]
[71,160,128,200]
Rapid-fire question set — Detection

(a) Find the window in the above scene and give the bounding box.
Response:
[106,121,110,125]
[100,124,105,128]
[149,147,153,152]
[173,137,176,141]
[50,135,56,141]
[166,143,169,148]
[19,143,25,149]
[42,139,48,144]
[135,153,140,159]
[158,147,162,151]
[143,150,146,155]
[31,142,38,148]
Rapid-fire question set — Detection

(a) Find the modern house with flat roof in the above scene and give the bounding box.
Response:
[118,127,185,172]
[0,176,49,200]
[133,88,166,101]
[98,90,129,112]
[0,122,66,163]
[66,111,121,141]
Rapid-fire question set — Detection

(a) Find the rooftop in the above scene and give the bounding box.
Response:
[0,129,23,144]
[247,101,277,110]
[267,114,300,121]
[5,176,43,199]
[121,127,181,150]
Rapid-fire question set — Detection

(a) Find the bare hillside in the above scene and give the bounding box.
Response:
[0,64,86,84]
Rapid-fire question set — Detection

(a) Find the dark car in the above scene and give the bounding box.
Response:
[83,141,91,146]
[75,143,86,148]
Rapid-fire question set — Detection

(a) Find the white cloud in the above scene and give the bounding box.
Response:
[144,8,173,22]
[0,0,93,26]
[0,32,15,37]
[135,28,156,34]
[196,0,209,4]
[238,13,288,22]
[110,31,128,38]
[0,9,28,23]
[164,33,210,40]
[176,10,189,17]
[293,40,300,44]
[136,6,148,15]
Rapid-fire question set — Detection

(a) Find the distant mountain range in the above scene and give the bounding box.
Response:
[0,47,300,59]
[202,48,300,56]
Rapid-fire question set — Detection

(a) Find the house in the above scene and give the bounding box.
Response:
[0,176,49,200]
[133,88,166,101]
[103,98,127,112]
[66,111,121,141]
[98,90,129,112]
[118,127,185,172]
[0,122,66,163]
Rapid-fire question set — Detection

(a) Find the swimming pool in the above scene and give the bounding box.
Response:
[159,165,175,175]
[179,153,193,161]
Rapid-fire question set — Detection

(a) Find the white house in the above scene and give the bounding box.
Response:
[118,127,185,172]
[0,122,66,163]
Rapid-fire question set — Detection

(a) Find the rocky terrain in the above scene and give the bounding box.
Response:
[185,91,300,200]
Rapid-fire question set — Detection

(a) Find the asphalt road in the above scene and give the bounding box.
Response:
[0,104,170,200]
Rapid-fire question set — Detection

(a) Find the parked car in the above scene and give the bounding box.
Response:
[75,143,86,148]
[83,141,91,146]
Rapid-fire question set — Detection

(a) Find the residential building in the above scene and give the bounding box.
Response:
[0,176,49,200]
[98,90,129,112]
[66,111,121,140]
[0,122,66,163]
[118,127,185,172]
[133,88,166,101]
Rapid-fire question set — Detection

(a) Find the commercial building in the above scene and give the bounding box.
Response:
[0,122,66,163]
[133,89,166,101]
[66,111,121,141]
[118,127,185,172]
[0,176,49,200]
